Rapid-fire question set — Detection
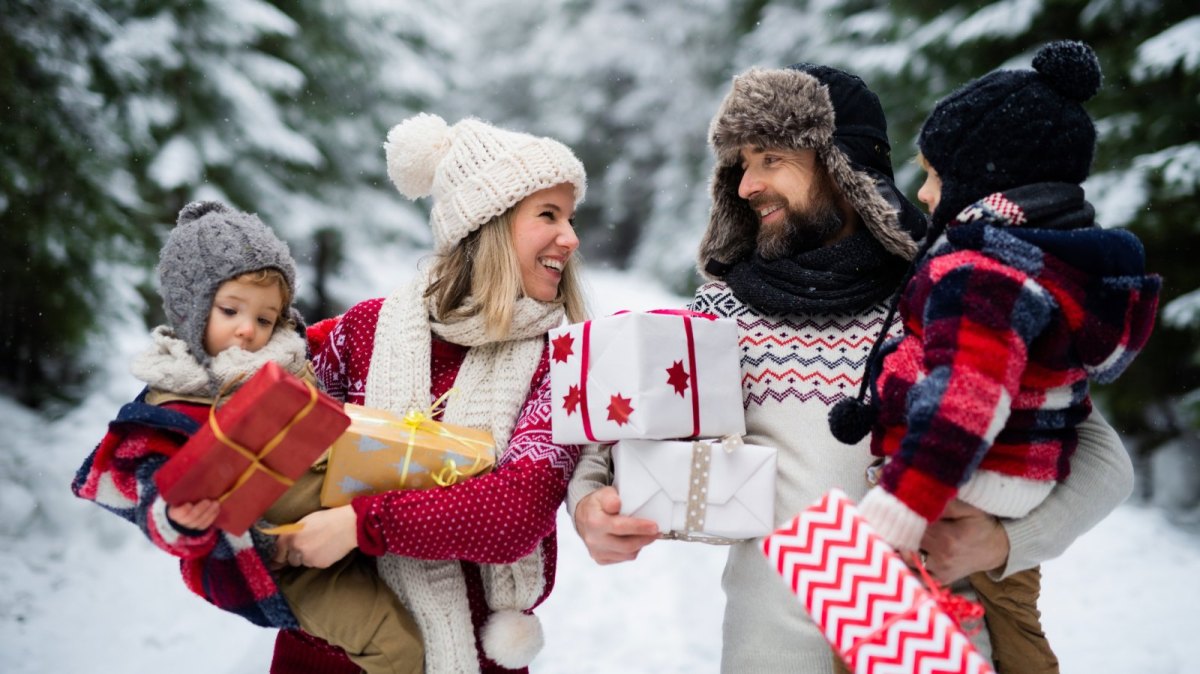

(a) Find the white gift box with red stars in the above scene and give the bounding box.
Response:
[549,310,746,444]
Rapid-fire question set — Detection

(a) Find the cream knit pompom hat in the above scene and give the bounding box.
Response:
[385,113,587,253]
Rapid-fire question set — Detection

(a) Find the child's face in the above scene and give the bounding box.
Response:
[917,159,942,215]
[203,277,284,356]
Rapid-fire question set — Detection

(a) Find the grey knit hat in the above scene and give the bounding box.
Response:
[157,201,298,363]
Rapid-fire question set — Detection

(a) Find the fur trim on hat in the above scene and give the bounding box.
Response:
[699,67,919,279]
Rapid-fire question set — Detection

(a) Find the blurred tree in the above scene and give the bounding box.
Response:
[1,0,449,407]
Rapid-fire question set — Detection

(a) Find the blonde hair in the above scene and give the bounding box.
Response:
[426,207,588,339]
[234,268,293,329]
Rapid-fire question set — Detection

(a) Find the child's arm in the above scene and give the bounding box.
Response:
[72,420,219,559]
[863,255,1052,550]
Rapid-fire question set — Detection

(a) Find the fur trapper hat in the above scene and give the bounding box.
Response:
[385,114,587,253]
[157,201,298,364]
[919,40,1102,228]
[699,64,927,279]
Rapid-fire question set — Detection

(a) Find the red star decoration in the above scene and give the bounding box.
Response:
[551,333,575,363]
[607,393,634,426]
[562,385,582,416]
[665,360,689,397]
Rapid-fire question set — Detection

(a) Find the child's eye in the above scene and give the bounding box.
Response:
[258,317,275,328]
[220,306,237,317]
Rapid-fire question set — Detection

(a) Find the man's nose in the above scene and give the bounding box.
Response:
[738,169,762,200]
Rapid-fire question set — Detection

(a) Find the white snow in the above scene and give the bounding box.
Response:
[1133,16,1200,80]
[2,269,1198,674]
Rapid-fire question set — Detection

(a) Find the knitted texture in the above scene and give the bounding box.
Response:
[699,65,926,278]
[157,201,298,365]
[688,282,905,670]
[864,186,1160,551]
[385,114,587,253]
[312,291,579,674]
[919,40,1102,228]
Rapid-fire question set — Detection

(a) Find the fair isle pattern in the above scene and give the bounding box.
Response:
[762,490,994,674]
[503,372,577,480]
[954,192,1027,226]
[691,282,898,407]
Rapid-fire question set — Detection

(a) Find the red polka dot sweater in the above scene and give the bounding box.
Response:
[296,298,581,672]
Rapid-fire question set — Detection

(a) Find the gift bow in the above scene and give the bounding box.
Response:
[844,550,986,661]
[208,375,320,503]
[352,388,492,488]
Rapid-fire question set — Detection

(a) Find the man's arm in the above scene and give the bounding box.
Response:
[567,443,659,564]
[920,407,1133,582]
[997,406,1134,577]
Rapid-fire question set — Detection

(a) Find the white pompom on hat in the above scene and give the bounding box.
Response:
[384,113,587,253]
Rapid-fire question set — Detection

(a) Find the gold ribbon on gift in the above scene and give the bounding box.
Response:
[350,388,493,489]
[208,375,320,505]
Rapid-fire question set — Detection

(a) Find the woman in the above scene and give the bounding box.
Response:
[272,113,588,674]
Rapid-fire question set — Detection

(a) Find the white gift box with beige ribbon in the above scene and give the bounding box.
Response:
[548,310,745,444]
[613,437,777,543]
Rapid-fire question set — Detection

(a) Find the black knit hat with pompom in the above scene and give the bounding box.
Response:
[918,40,1102,228]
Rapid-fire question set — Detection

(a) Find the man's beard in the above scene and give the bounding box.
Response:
[754,175,844,260]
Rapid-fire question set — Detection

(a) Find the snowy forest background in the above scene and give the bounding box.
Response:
[2,1,1199,670]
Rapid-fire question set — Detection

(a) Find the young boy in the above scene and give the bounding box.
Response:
[71,201,422,673]
[829,41,1160,671]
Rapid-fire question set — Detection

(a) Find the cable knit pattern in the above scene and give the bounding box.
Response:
[311,280,580,674]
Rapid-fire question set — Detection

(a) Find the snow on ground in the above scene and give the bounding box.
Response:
[2,268,1198,673]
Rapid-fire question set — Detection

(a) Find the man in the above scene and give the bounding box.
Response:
[567,63,1133,672]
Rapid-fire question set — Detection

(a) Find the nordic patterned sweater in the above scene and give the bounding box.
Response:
[689,283,897,673]
[71,392,299,629]
[860,184,1160,552]
[277,298,581,674]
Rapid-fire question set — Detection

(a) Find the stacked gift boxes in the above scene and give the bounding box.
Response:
[550,309,776,542]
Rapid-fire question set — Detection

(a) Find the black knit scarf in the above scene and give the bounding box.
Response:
[722,230,907,315]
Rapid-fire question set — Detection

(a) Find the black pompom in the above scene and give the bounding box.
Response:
[828,397,877,445]
[1033,40,1101,102]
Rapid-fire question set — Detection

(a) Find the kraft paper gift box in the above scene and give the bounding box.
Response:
[613,438,776,542]
[154,361,351,536]
[761,489,994,674]
[549,310,745,444]
[320,403,496,507]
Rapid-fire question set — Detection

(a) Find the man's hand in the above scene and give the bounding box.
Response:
[574,486,659,565]
[919,499,1009,584]
[272,505,359,569]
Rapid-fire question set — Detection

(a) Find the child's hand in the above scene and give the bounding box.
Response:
[167,500,221,531]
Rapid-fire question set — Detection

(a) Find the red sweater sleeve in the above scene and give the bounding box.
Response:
[353,347,582,564]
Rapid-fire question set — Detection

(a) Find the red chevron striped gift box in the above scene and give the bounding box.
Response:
[762,489,995,674]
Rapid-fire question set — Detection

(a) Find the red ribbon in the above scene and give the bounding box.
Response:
[578,309,718,442]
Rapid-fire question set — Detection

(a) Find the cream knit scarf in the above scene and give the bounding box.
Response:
[366,271,562,674]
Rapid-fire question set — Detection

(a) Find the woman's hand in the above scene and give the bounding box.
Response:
[574,486,659,564]
[273,505,359,569]
[919,499,1009,583]
[167,499,220,531]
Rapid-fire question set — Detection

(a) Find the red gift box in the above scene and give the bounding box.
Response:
[154,361,350,536]
[762,489,994,674]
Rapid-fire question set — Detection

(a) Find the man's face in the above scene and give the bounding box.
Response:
[737,146,846,259]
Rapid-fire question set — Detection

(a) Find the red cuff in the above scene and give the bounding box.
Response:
[351,494,386,557]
